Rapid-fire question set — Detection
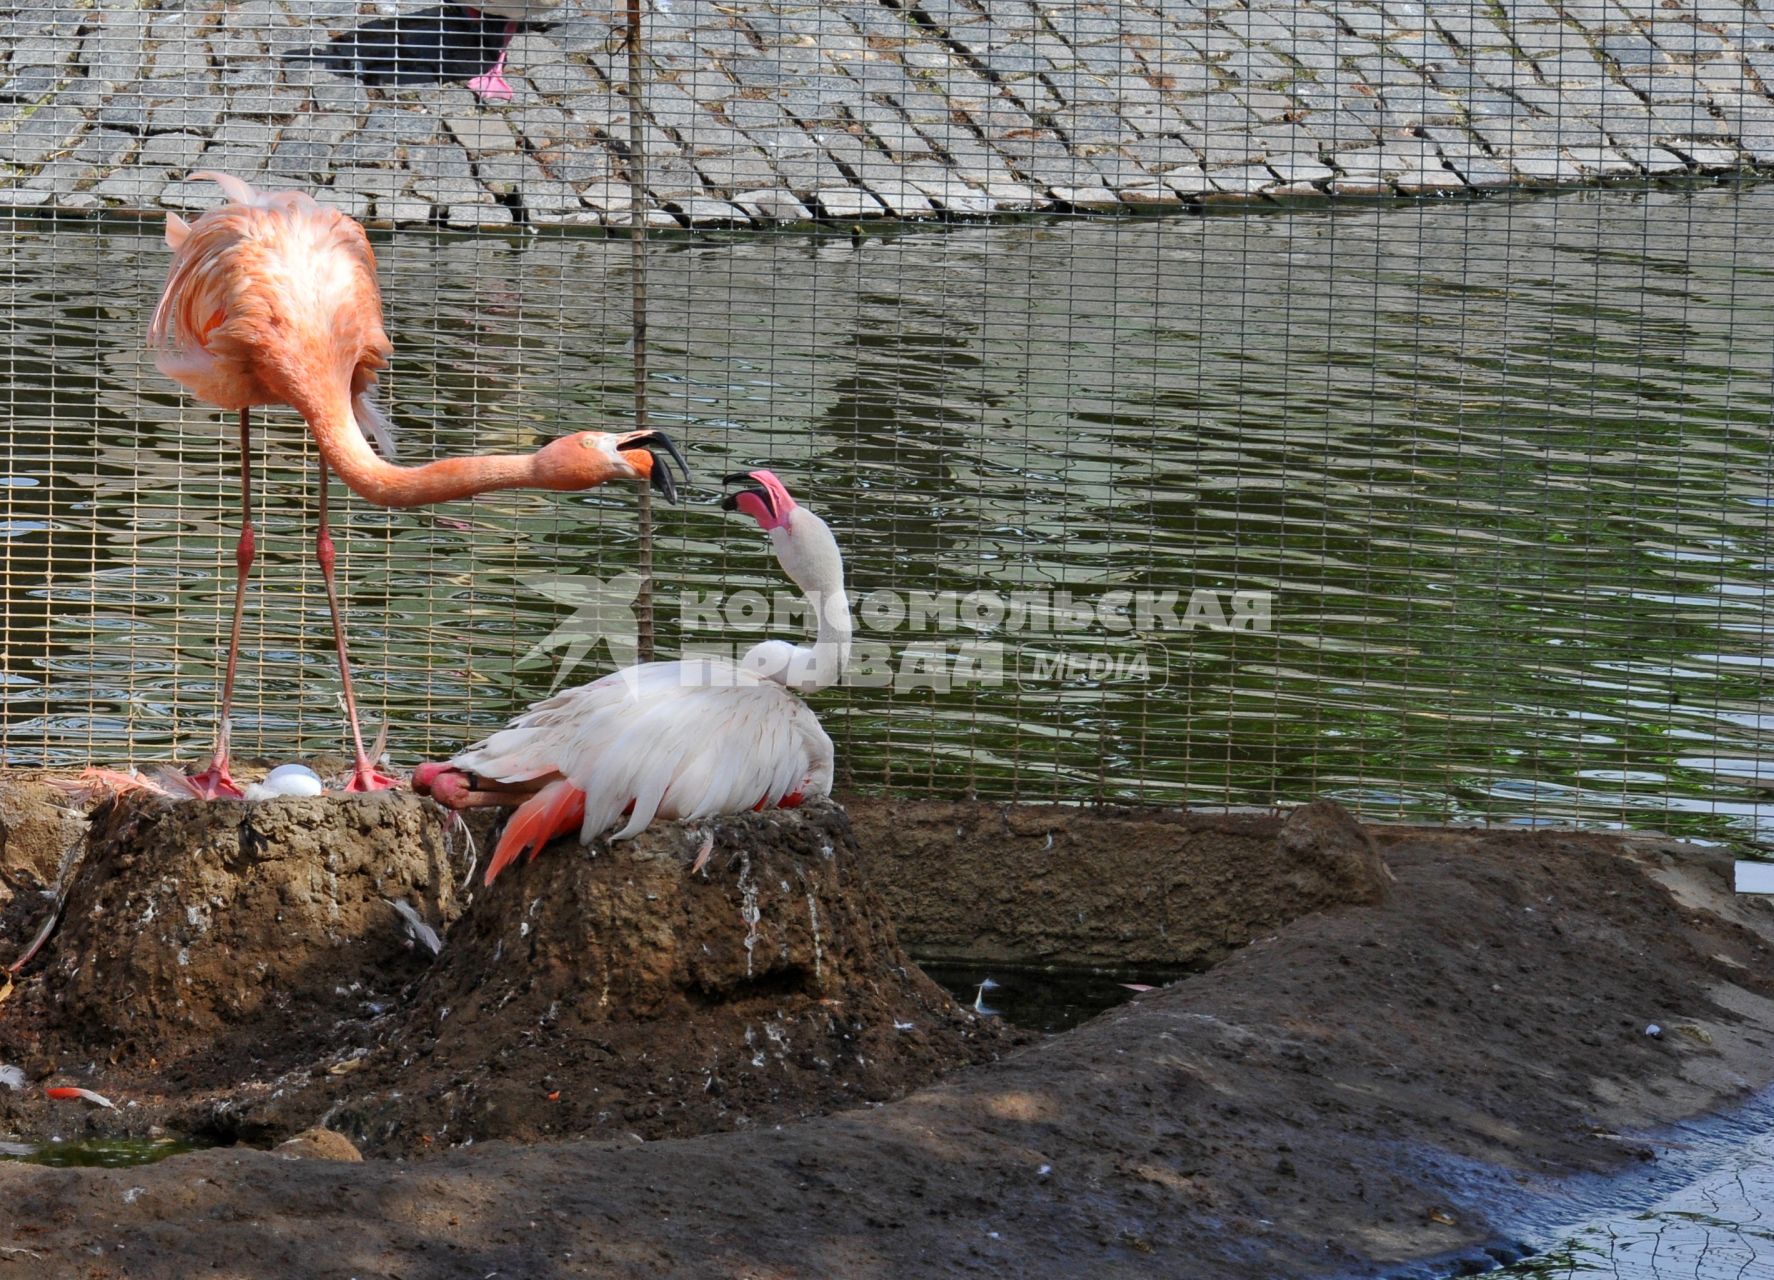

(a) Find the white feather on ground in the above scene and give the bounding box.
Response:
[384,899,443,957]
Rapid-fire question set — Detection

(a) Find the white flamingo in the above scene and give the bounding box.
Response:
[414,470,852,884]
[461,2,563,102]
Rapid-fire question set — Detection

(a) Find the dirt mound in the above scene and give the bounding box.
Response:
[2,791,458,1082]
[0,780,82,905]
[6,822,1774,1280]
[250,800,1007,1153]
[846,795,1392,968]
[0,789,1003,1154]
[0,780,86,970]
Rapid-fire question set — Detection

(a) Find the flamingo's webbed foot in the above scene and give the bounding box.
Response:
[412,764,547,811]
[468,18,518,101]
[468,71,514,102]
[344,762,402,794]
[185,763,244,800]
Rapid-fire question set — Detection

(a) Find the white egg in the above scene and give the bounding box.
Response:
[244,764,325,800]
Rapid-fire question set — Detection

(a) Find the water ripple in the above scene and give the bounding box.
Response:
[0,192,1769,846]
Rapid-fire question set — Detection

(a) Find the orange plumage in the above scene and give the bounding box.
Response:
[149,173,688,797]
[486,778,589,885]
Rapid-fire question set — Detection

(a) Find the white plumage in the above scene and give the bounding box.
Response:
[451,657,835,844]
[416,470,851,884]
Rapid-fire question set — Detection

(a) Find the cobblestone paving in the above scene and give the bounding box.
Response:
[0,0,1769,227]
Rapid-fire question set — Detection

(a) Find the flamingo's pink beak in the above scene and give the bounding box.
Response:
[721,469,796,531]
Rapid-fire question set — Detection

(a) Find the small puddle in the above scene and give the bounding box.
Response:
[1401,1089,1774,1280]
[1493,1122,1774,1278]
[0,1138,195,1168]
[919,960,1177,1033]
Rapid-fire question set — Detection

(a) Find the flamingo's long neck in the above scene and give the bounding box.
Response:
[801,581,852,692]
[767,514,850,693]
[293,389,564,509]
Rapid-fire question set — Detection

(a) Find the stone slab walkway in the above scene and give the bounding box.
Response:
[0,0,1769,227]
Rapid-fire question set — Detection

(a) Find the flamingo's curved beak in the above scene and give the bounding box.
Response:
[720,470,795,530]
[719,472,762,510]
[617,429,691,504]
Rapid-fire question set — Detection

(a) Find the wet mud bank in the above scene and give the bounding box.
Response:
[2,780,1773,1277]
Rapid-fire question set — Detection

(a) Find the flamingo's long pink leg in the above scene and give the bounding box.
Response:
[315,459,398,793]
[188,409,253,800]
[467,20,518,102]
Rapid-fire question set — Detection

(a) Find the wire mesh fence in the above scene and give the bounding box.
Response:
[0,2,1770,852]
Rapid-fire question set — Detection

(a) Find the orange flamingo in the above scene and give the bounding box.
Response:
[149,172,687,799]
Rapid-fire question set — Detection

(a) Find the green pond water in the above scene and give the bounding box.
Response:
[0,186,1769,846]
[0,1136,193,1168]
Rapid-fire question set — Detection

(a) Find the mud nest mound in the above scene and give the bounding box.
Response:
[2,791,457,1083]
[1,788,1003,1155]
[257,799,1005,1153]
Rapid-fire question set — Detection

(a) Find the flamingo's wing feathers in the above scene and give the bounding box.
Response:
[190,171,262,208]
[352,388,399,459]
[149,172,394,446]
[449,658,834,846]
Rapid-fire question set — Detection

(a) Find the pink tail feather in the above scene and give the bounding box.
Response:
[486,779,585,886]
